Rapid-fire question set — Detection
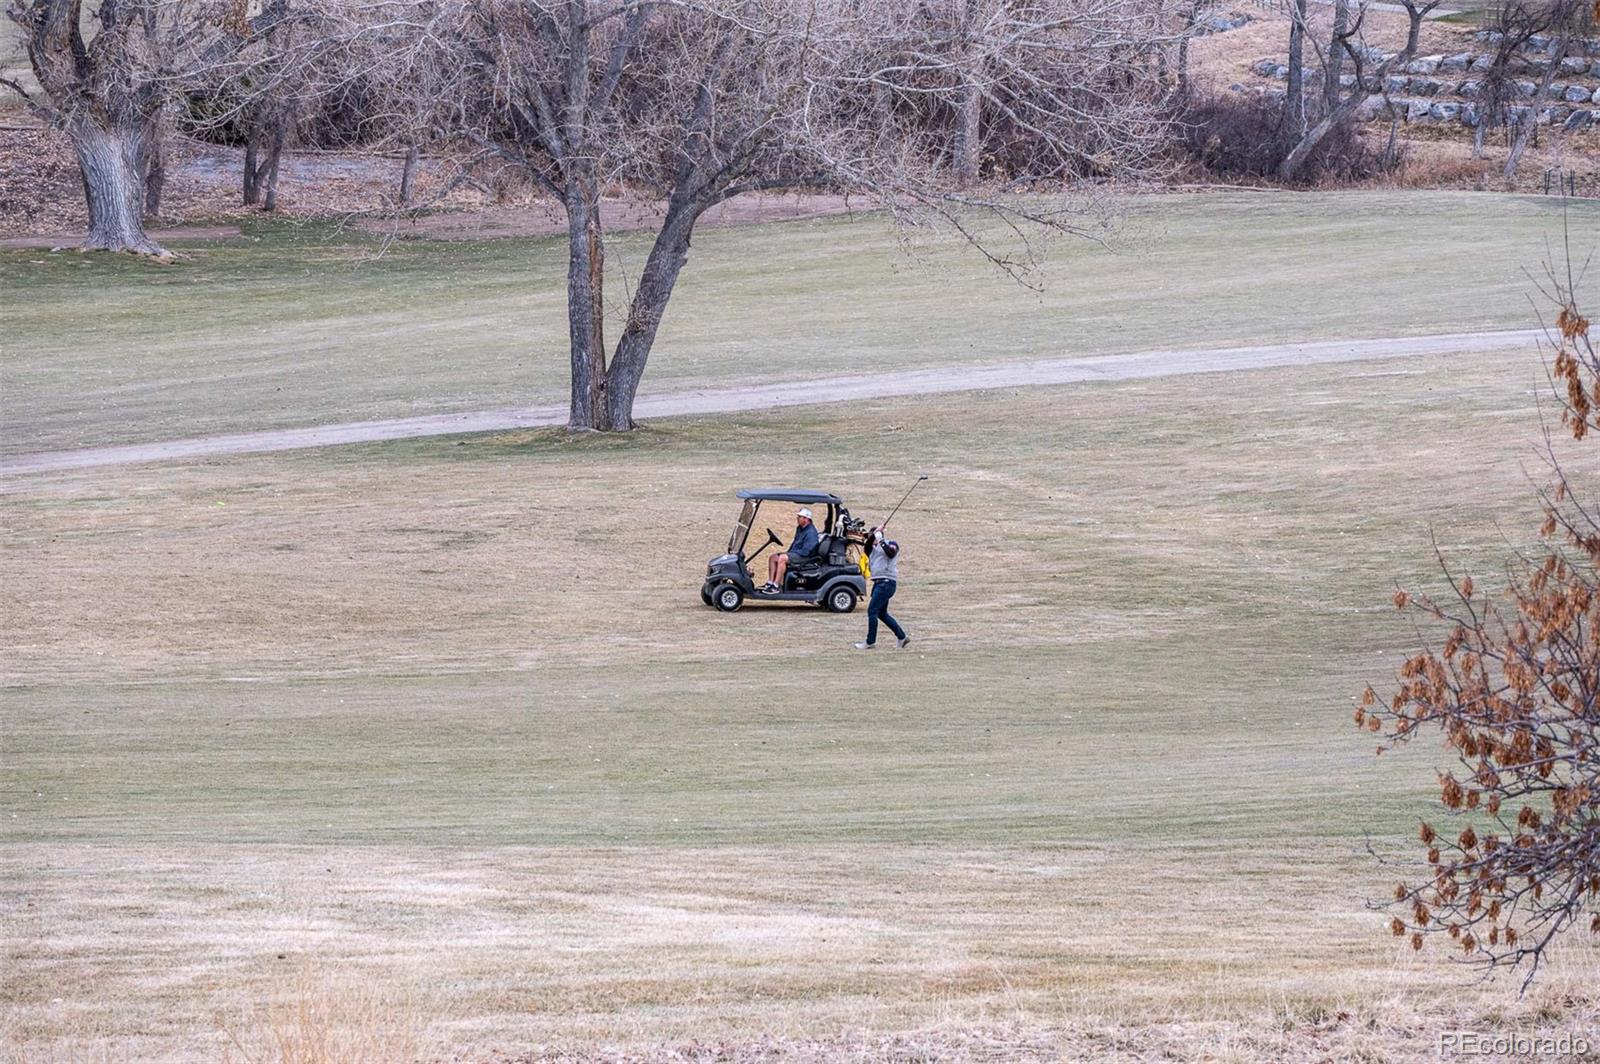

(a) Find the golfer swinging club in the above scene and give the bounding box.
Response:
[854,526,909,650]
[854,475,923,649]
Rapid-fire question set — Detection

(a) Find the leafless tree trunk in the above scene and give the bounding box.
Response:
[948,0,990,186]
[951,77,982,185]
[137,115,165,217]
[1323,0,1348,113]
[398,143,421,204]
[261,123,286,211]
[69,113,165,253]
[1504,25,1571,177]
[565,174,612,429]
[1284,0,1308,140]
[1176,0,1199,98]
[244,119,264,206]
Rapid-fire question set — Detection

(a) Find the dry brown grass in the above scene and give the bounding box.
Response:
[217,962,435,1064]
[1375,142,1500,189]
[4,845,1598,1063]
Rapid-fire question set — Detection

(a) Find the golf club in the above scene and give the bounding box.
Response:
[880,475,928,532]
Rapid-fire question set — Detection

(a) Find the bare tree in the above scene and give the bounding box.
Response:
[1360,249,1598,987]
[1503,0,1591,178]
[1471,1,1550,160]
[2,0,287,254]
[354,0,1171,431]
[1278,0,1441,182]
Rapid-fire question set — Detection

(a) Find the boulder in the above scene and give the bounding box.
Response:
[1536,105,1567,125]
[1251,58,1278,77]
[1406,98,1433,121]
[1457,79,1480,97]
[1413,78,1444,96]
[1564,109,1593,131]
[1339,73,1357,87]
[1592,59,1600,78]
[1558,56,1590,75]
[1593,85,1600,104]
[1565,84,1592,102]
[1356,95,1390,120]
[1513,78,1538,97]
[1439,53,1472,74]
[1429,101,1462,121]
[1469,55,1495,73]
[1406,55,1442,75]
[1198,13,1234,33]
[1384,74,1410,94]
[1460,103,1480,126]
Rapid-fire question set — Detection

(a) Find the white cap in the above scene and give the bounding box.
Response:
[797,507,812,519]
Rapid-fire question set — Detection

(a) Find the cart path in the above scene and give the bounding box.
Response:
[0,328,1543,477]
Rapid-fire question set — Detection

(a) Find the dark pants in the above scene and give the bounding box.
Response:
[866,579,906,645]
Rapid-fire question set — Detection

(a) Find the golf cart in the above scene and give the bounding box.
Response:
[701,489,868,613]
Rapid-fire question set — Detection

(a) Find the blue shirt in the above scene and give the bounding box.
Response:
[788,522,819,559]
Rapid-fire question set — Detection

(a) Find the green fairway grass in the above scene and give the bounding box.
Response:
[0,344,1570,850]
[3,189,1596,457]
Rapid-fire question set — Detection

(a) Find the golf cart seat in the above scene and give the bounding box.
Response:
[792,534,842,572]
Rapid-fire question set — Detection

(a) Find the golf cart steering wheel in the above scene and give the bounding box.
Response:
[746,528,784,565]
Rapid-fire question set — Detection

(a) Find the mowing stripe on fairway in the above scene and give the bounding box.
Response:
[0,328,1541,477]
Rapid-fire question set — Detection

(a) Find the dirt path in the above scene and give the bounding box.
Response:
[0,328,1541,477]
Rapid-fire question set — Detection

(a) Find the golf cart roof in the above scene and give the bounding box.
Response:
[736,489,843,505]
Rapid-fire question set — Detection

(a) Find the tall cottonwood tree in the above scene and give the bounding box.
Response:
[358,0,1171,431]
[2,0,286,253]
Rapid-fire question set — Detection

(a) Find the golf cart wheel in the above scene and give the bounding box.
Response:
[714,584,744,613]
[700,585,713,607]
[825,586,859,613]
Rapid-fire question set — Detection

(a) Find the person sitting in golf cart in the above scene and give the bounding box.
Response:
[761,508,820,593]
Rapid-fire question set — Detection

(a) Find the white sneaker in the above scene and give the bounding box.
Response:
[897,636,910,648]
[853,641,875,650]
